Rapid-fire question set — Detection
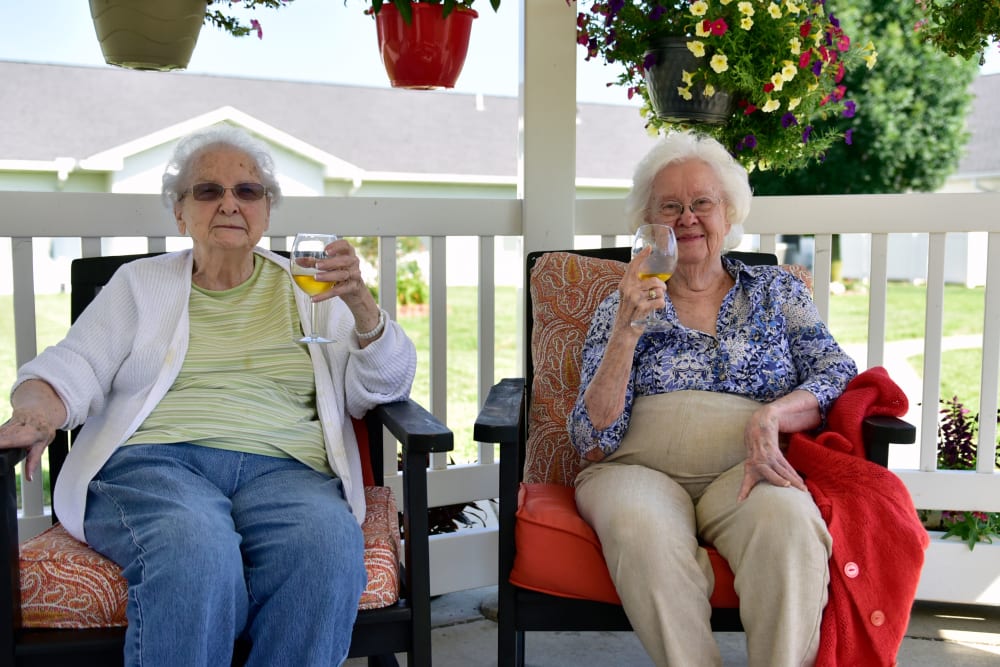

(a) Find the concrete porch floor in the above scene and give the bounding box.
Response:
[346,586,1000,666]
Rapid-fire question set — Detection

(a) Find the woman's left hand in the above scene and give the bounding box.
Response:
[737,404,808,501]
[309,238,382,337]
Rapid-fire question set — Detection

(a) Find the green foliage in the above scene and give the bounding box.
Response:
[917,0,1000,61]
[931,397,1000,549]
[369,0,501,23]
[750,0,979,194]
[397,261,429,306]
[204,0,291,38]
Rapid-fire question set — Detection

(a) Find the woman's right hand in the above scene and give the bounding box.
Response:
[0,380,65,481]
[617,246,666,332]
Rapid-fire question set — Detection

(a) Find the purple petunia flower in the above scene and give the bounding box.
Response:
[781,112,799,128]
[811,60,823,76]
[845,128,854,145]
[802,126,814,143]
[744,134,757,149]
[643,51,658,70]
[650,5,665,21]
[842,100,857,118]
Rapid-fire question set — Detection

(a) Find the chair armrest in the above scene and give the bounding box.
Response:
[1,448,27,477]
[369,398,453,456]
[474,378,525,445]
[863,415,916,468]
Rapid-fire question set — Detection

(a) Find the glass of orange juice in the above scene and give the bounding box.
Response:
[290,232,338,344]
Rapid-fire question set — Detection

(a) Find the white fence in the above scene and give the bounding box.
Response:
[4,190,1000,604]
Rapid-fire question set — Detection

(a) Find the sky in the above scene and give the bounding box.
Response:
[0,2,997,106]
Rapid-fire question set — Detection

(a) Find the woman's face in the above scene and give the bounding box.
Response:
[174,146,271,255]
[646,159,731,269]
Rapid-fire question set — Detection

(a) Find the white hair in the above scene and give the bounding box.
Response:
[624,132,751,251]
[161,124,283,208]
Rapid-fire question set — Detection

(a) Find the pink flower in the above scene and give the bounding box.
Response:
[251,19,263,40]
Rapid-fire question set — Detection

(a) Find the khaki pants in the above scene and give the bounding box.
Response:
[575,391,831,667]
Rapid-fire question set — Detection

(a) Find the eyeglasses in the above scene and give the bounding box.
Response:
[184,182,268,202]
[653,196,720,223]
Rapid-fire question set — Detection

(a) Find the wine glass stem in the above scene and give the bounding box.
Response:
[311,301,320,340]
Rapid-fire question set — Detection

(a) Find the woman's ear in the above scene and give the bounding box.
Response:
[174,203,186,235]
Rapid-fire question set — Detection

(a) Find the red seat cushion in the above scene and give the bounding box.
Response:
[510,482,739,609]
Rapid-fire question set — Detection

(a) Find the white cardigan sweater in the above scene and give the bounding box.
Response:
[14,248,417,543]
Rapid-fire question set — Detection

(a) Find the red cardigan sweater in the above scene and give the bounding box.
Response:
[786,366,929,667]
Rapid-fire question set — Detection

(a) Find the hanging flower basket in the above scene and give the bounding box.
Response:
[643,37,736,125]
[89,0,207,71]
[374,2,478,90]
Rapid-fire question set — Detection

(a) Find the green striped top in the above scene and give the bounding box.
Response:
[123,255,332,476]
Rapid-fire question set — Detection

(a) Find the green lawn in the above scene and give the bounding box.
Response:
[1,282,991,464]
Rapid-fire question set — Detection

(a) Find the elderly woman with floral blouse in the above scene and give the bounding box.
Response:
[569,132,857,667]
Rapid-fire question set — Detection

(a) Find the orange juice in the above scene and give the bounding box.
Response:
[638,272,672,281]
[293,274,334,296]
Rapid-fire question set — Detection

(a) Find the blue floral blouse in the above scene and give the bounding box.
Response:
[567,256,858,459]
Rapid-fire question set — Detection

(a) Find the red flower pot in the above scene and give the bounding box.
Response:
[374,2,478,90]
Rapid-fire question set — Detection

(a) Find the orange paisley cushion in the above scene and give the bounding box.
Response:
[19,486,400,628]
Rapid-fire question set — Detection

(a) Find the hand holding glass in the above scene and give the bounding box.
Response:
[290,233,338,344]
[631,224,678,331]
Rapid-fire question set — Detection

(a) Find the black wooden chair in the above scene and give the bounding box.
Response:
[473,246,917,667]
[1,251,452,667]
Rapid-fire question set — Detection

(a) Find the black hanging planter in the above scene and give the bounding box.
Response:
[643,36,736,125]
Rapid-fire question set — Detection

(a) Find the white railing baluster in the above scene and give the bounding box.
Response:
[429,235,448,471]
[867,233,890,369]
[812,233,832,321]
[978,232,1000,474]
[920,233,947,471]
[477,236,496,466]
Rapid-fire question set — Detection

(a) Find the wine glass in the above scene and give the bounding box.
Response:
[290,233,339,344]
[631,223,678,331]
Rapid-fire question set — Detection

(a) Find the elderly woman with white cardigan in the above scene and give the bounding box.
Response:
[0,125,415,667]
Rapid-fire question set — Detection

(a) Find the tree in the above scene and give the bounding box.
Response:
[750,0,979,196]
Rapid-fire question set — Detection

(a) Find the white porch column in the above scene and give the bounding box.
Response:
[519,0,577,253]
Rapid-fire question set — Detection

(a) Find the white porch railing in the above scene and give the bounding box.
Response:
[4,190,1000,604]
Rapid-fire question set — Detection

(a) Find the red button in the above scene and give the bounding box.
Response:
[844,562,859,578]
[870,610,885,627]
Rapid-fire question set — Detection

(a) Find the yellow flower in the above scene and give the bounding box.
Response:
[788,97,802,110]
[767,3,782,18]
[762,98,781,113]
[677,86,693,101]
[863,41,879,69]
[738,2,755,16]
[807,81,818,92]
[690,1,708,16]
[784,0,801,14]
[721,0,733,4]
[758,159,772,172]
[703,83,716,97]
[710,54,729,73]
[789,37,801,55]
[780,63,797,81]
[687,41,706,57]
[696,20,711,37]
[741,17,754,30]
[681,69,694,86]
[770,73,785,91]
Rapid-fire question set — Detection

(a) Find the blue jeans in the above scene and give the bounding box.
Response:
[83,443,367,667]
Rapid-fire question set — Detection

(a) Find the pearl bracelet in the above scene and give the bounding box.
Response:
[355,309,386,341]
